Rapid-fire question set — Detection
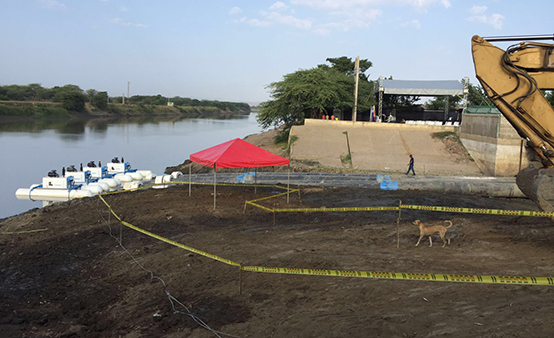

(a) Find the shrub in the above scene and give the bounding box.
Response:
[61,92,86,112]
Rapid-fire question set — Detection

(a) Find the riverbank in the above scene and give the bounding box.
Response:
[0,100,250,120]
[2,181,553,337]
[3,126,554,337]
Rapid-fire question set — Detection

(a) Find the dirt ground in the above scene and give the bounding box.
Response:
[2,184,554,337]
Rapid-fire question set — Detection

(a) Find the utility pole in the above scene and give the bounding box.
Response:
[353,56,360,122]
[127,81,130,102]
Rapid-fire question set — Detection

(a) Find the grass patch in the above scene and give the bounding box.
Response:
[432,131,459,141]
[107,104,124,115]
[0,105,34,117]
[340,153,352,165]
[0,104,67,117]
[37,107,67,118]
[274,128,290,144]
[285,135,298,157]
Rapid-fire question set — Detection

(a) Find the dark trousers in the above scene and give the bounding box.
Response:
[406,164,415,175]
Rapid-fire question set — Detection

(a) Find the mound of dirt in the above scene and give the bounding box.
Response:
[2,185,554,337]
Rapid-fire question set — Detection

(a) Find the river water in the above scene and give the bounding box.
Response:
[0,113,264,219]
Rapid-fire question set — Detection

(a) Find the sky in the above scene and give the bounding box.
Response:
[0,0,552,104]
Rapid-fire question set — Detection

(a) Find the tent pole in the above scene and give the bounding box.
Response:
[287,164,290,204]
[213,164,216,210]
[254,167,257,194]
[189,163,191,197]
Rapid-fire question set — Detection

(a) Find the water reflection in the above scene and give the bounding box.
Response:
[0,112,260,219]
[0,112,250,136]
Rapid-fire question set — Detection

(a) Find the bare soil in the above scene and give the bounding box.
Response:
[2,184,554,337]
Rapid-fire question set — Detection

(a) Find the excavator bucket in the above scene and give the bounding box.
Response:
[516,167,554,213]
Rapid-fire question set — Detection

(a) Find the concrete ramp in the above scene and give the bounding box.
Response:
[290,119,482,176]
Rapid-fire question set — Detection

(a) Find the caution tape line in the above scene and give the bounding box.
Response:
[273,206,400,213]
[98,196,554,286]
[98,196,124,221]
[246,201,553,218]
[245,201,275,212]
[120,220,240,267]
[100,180,552,219]
[248,189,300,203]
[98,195,240,267]
[402,205,554,218]
[240,266,554,286]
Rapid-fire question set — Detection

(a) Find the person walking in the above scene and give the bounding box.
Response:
[406,154,415,175]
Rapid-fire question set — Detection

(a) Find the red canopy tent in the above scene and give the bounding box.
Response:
[189,138,290,208]
[190,138,289,169]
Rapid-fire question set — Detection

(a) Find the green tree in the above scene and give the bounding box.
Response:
[27,83,43,101]
[326,56,373,80]
[52,84,84,103]
[258,63,372,137]
[36,86,55,101]
[92,91,108,110]
[2,85,30,101]
[426,95,461,110]
[467,81,492,106]
[258,56,375,139]
[383,94,420,110]
[0,86,8,100]
[325,56,375,114]
[86,89,98,102]
[61,91,86,112]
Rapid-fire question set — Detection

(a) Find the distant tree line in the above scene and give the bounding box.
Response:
[117,95,250,112]
[0,84,91,112]
[0,84,250,113]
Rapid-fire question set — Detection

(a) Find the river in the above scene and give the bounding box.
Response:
[0,113,264,219]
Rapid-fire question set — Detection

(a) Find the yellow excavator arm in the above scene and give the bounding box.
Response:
[471,34,554,211]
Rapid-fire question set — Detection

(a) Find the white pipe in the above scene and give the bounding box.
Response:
[16,188,93,201]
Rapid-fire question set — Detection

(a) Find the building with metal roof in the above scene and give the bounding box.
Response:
[374,77,469,122]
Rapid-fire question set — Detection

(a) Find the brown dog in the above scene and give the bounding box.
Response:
[412,220,453,247]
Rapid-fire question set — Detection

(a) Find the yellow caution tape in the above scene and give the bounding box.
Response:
[241,266,554,286]
[1,228,49,235]
[248,189,300,203]
[101,180,552,219]
[98,195,240,267]
[402,204,554,218]
[245,201,275,212]
[273,206,399,213]
[99,195,554,286]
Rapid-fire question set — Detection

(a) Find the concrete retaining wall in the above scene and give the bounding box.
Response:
[290,119,481,176]
[460,113,531,176]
